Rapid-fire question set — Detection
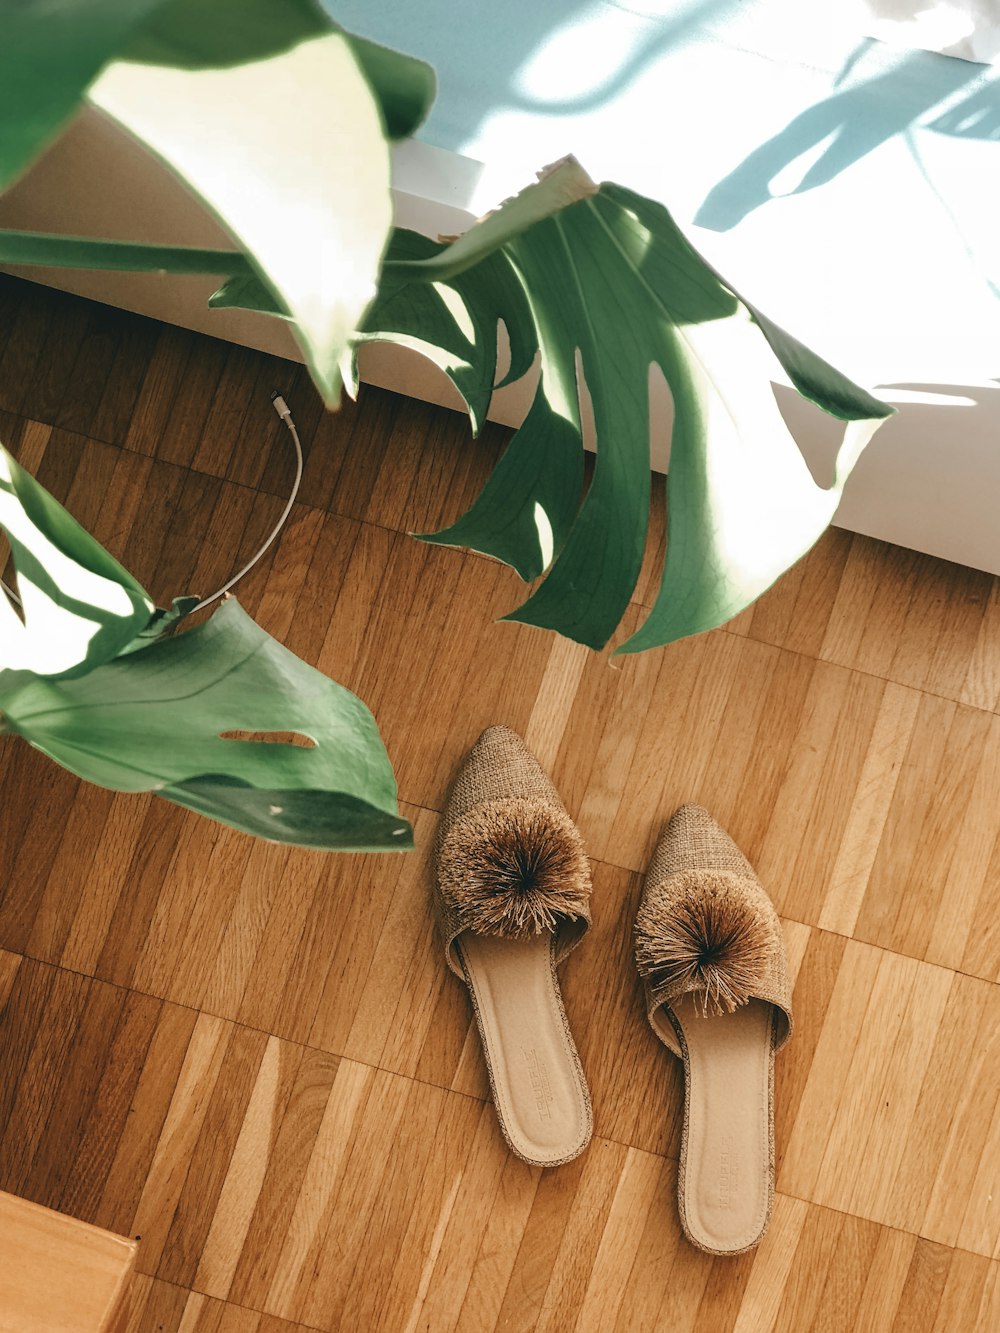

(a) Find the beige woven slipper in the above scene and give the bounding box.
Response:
[635,805,792,1255]
[435,726,593,1167]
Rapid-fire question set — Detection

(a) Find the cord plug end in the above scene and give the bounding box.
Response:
[270,391,293,422]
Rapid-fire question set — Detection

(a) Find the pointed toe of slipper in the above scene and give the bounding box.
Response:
[651,804,756,883]
[443,726,564,829]
[437,727,591,968]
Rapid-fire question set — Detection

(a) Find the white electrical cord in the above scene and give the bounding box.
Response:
[0,391,304,618]
[192,391,303,611]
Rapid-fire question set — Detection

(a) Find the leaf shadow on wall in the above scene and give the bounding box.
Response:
[695,41,993,233]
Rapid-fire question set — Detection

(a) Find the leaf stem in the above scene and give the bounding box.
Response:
[0,229,254,275]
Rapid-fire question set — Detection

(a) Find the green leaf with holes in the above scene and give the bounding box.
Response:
[1,446,409,851]
[1,598,411,851]
[211,226,561,575]
[370,159,895,651]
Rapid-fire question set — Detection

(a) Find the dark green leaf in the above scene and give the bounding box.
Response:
[120,594,201,653]
[375,162,894,651]
[418,393,582,581]
[340,32,436,140]
[1,449,408,851]
[212,227,536,436]
[2,597,411,852]
[0,0,168,189]
[352,229,534,435]
[122,0,329,65]
[741,302,895,423]
[209,273,286,316]
[164,779,412,851]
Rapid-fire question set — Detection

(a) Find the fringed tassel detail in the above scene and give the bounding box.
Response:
[439,798,591,938]
[635,871,772,1015]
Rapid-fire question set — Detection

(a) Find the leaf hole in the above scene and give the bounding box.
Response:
[772,383,839,489]
[219,730,317,748]
[648,363,675,474]
[0,537,24,623]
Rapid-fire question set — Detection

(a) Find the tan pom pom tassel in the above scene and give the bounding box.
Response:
[438,798,591,939]
[635,872,772,1015]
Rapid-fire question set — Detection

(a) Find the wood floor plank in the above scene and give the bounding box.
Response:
[890,1238,952,1331]
[123,323,196,459]
[400,1100,508,1333]
[129,1012,233,1271]
[730,1194,809,1333]
[960,580,1000,711]
[87,307,159,449]
[94,1000,199,1236]
[817,682,920,937]
[574,1146,665,1332]
[20,286,92,427]
[54,301,127,438]
[26,781,117,966]
[188,343,272,481]
[225,1046,339,1312]
[731,526,854,660]
[852,1226,917,1333]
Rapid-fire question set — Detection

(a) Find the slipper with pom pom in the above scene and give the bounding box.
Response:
[435,726,592,1167]
[635,805,792,1254]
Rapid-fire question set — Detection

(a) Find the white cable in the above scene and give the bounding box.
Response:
[193,391,303,612]
[0,392,304,619]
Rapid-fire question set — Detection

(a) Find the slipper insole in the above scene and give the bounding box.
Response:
[671,994,774,1253]
[458,933,590,1166]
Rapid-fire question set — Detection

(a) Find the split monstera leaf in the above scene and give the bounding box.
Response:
[217,158,895,652]
[0,0,435,404]
[0,442,411,851]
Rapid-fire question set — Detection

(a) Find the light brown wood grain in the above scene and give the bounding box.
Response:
[0,1189,136,1332]
[1,272,999,1330]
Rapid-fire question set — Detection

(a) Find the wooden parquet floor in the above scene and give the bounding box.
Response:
[0,273,998,1331]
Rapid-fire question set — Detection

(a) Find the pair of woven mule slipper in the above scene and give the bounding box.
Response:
[435,726,792,1256]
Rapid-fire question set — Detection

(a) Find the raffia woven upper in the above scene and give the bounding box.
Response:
[636,805,792,1049]
[439,726,560,830]
[435,727,591,974]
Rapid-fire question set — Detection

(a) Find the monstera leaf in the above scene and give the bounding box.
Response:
[382,159,896,652]
[2,2,434,407]
[0,442,410,852]
[211,227,536,436]
[88,0,434,404]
